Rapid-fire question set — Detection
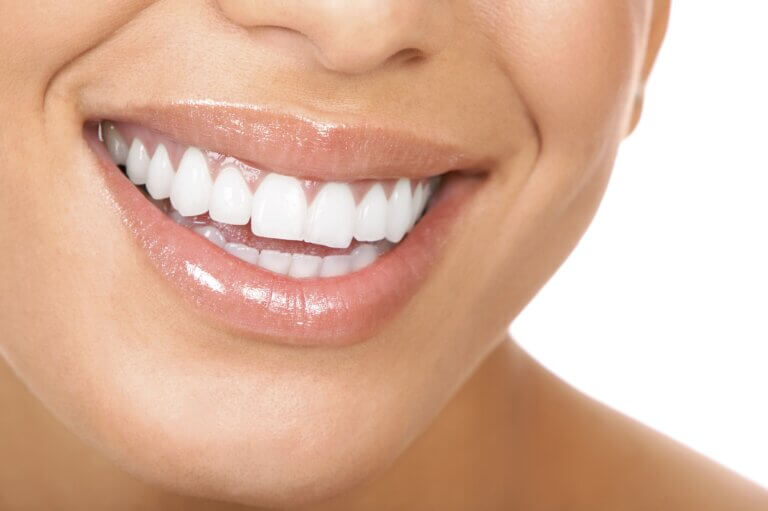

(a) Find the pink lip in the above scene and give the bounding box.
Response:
[85,114,482,346]
[102,101,491,181]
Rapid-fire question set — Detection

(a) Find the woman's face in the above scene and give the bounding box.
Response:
[0,0,665,507]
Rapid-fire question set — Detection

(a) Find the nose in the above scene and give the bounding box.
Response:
[216,0,449,74]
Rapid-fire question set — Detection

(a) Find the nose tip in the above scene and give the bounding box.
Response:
[216,0,446,75]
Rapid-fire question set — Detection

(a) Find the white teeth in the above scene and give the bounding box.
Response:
[258,250,292,275]
[251,174,307,241]
[145,144,175,200]
[288,253,323,279]
[354,184,388,242]
[224,242,260,264]
[193,225,226,247]
[319,255,352,277]
[350,244,379,271]
[410,182,425,227]
[104,124,438,271]
[170,147,213,217]
[126,138,150,185]
[386,178,413,243]
[305,183,356,249]
[104,123,128,166]
[215,244,375,278]
[209,166,252,225]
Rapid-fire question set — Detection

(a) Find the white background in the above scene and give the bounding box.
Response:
[512,2,768,489]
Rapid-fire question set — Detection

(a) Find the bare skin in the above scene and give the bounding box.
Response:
[2,340,767,510]
[2,1,768,509]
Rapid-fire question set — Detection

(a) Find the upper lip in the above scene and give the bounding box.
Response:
[97,100,492,181]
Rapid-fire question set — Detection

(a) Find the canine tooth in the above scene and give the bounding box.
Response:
[104,122,128,166]
[258,250,292,275]
[410,182,425,228]
[350,244,378,271]
[126,138,150,185]
[354,184,387,242]
[305,183,356,249]
[209,166,252,225]
[385,178,413,243]
[171,147,213,217]
[288,254,323,278]
[146,144,175,200]
[251,174,307,241]
[224,242,260,264]
[193,225,226,247]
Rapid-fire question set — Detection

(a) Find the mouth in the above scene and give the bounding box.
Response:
[86,106,486,345]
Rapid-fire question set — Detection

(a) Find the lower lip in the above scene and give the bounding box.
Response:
[86,127,479,346]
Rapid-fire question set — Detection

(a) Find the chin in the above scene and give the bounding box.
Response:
[32,334,424,508]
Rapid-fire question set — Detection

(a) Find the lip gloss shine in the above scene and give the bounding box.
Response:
[85,109,483,346]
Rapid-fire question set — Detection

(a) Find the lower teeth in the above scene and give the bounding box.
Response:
[156,201,393,279]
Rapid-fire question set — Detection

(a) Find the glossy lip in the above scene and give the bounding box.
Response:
[99,100,493,181]
[84,115,484,346]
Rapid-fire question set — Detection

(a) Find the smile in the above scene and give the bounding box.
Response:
[87,105,486,345]
[101,120,438,277]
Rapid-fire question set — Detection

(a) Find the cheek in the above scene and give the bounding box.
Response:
[0,1,154,95]
[0,0,158,371]
[476,0,649,149]
[447,0,651,331]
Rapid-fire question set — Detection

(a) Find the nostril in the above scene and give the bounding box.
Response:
[387,48,425,67]
[216,0,442,75]
[320,45,426,75]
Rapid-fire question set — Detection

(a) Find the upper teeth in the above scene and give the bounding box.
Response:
[104,122,434,250]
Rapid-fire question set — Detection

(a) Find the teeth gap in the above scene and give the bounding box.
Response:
[102,121,443,279]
